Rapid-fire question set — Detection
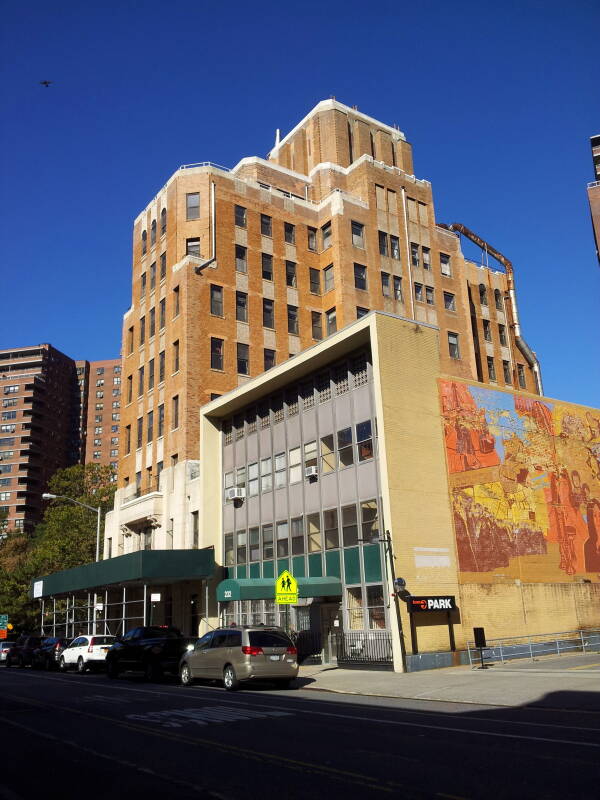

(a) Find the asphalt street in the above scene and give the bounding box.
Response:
[1,667,598,800]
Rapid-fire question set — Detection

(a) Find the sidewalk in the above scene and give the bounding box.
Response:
[297,652,600,711]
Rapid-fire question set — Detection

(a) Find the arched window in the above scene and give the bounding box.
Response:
[141,230,147,255]
[494,289,503,310]
[151,219,156,245]
[160,208,167,236]
[479,283,488,306]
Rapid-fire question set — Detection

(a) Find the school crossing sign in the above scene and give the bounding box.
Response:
[275,571,298,604]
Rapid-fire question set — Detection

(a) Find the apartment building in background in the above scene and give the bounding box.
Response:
[77,358,121,472]
[0,344,80,532]
[587,134,600,264]
[109,98,541,556]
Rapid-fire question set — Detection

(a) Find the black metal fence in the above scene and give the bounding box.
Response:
[293,629,393,668]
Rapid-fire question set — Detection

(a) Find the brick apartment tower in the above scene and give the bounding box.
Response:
[0,344,80,532]
[117,99,540,502]
[76,358,122,472]
[587,134,600,264]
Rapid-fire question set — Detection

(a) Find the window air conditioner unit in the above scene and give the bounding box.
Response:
[225,486,246,502]
[305,466,318,479]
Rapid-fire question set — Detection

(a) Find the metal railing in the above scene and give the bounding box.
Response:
[179,161,231,173]
[333,630,393,667]
[466,629,600,666]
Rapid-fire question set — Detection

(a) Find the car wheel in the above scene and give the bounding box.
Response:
[59,656,67,672]
[107,659,120,679]
[223,664,240,691]
[180,663,194,687]
[77,656,86,675]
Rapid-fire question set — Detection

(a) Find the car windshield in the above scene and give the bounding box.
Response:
[91,636,114,645]
[248,631,292,648]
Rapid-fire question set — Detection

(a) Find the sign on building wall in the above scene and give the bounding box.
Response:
[407,595,456,613]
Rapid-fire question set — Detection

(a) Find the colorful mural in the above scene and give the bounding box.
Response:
[440,380,600,580]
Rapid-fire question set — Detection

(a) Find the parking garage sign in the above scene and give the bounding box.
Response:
[407,596,456,613]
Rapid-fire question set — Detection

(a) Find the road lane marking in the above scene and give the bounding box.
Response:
[568,663,600,670]
[126,705,292,728]
[5,670,600,737]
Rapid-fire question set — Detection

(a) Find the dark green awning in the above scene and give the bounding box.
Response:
[31,549,215,599]
[217,576,342,602]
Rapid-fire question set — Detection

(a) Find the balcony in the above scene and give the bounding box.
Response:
[120,487,163,532]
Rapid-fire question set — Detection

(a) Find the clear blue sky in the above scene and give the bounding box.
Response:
[1,0,598,407]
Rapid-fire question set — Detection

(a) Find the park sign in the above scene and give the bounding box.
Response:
[407,596,456,613]
[275,570,298,604]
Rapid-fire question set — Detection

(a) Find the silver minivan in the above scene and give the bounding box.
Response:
[179,626,298,690]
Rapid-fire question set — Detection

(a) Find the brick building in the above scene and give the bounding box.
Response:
[0,344,80,532]
[112,99,540,551]
[587,134,600,264]
[77,358,121,472]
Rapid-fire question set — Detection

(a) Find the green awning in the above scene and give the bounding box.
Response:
[31,549,215,599]
[217,576,342,602]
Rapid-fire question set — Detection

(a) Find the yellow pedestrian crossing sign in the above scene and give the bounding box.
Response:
[275,570,298,604]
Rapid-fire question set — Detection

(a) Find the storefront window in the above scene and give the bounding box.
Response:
[307,513,321,552]
[265,599,277,627]
[251,600,262,625]
[324,509,339,549]
[347,586,364,630]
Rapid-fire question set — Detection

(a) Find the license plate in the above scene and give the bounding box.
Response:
[269,655,280,662]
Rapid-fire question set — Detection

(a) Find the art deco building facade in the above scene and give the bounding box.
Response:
[587,133,600,264]
[110,99,540,555]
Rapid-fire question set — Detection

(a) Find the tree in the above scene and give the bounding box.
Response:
[0,463,116,629]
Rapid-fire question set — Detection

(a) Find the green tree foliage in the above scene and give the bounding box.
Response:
[0,463,116,629]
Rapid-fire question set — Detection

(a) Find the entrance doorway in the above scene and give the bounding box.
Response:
[320,601,341,664]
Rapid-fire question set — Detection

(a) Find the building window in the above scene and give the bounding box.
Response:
[186,192,200,220]
[351,221,364,248]
[440,253,451,276]
[237,343,249,375]
[311,311,322,340]
[287,305,299,335]
[138,366,144,397]
[390,236,400,260]
[147,410,154,442]
[291,517,304,555]
[517,364,526,389]
[260,214,272,237]
[503,360,512,384]
[448,332,460,359]
[443,292,456,311]
[288,447,302,484]
[159,298,166,330]
[479,283,488,306]
[149,307,155,338]
[148,358,155,390]
[487,356,497,382]
[173,340,180,373]
[159,351,165,383]
[158,404,164,437]
[284,222,295,244]
[307,513,321,552]
[125,425,131,454]
[483,319,492,342]
[495,289,503,310]
[260,457,272,493]
[160,252,166,280]
[160,207,167,236]
[141,229,147,255]
[425,285,435,305]
[342,505,358,547]
[498,324,507,346]
[264,349,276,370]
[236,291,248,322]
[307,226,317,251]
[211,338,223,370]
[337,427,354,468]
[393,276,402,301]
[381,272,391,297]
[422,247,431,270]
[126,375,132,403]
[173,286,180,317]
[140,273,147,298]
[356,306,369,319]
[261,253,273,281]
[309,268,321,295]
[136,417,143,449]
[127,327,134,354]
[410,242,420,267]
[378,231,388,256]
[354,263,367,291]
[248,462,259,497]
[357,420,373,461]
[285,260,297,287]
[321,221,332,250]
[150,262,156,291]
[262,524,274,560]
[231,244,247,274]
[210,284,223,316]
[235,205,246,228]
[324,509,339,550]
[414,282,423,302]
[171,395,179,429]
[186,237,200,257]
[139,316,145,346]
[326,307,337,335]
[323,264,334,293]
[263,298,274,328]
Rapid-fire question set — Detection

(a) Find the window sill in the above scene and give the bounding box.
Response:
[210,368,225,373]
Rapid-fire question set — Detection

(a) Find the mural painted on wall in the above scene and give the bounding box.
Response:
[440,380,600,580]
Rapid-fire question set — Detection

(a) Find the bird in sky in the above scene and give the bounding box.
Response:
[39,80,53,88]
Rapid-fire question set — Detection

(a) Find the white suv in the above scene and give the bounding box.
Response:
[59,635,115,673]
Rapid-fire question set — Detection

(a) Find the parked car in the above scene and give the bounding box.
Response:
[30,637,71,670]
[5,635,47,668]
[0,641,14,664]
[59,635,115,673]
[179,626,298,691]
[105,626,188,680]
